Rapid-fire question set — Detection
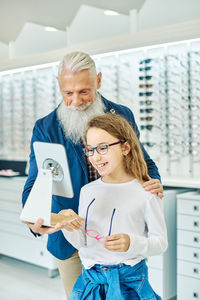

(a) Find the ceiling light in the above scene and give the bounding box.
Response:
[104,10,119,16]
[45,26,58,32]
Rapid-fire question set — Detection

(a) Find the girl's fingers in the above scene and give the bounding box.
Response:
[104,238,122,248]
[63,224,74,232]
[62,217,85,231]
[58,210,85,228]
[105,234,121,241]
[104,234,130,252]
[69,219,82,229]
[104,243,124,252]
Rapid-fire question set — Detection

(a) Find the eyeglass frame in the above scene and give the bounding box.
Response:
[84,198,116,245]
[84,141,124,157]
[139,58,152,65]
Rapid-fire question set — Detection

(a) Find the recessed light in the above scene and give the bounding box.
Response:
[45,26,58,32]
[104,10,119,16]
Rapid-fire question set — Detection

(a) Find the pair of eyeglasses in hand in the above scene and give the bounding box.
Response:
[84,198,116,245]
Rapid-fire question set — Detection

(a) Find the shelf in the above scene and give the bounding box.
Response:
[163,177,200,189]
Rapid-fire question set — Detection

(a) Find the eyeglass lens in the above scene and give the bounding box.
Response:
[84,141,122,157]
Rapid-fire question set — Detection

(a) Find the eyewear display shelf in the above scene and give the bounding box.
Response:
[177,191,200,300]
[1,39,200,183]
[0,176,58,278]
[147,188,188,300]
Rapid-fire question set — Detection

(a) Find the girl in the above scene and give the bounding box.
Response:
[60,113,168,300]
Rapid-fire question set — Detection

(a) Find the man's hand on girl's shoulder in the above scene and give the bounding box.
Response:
[143,176,163,199]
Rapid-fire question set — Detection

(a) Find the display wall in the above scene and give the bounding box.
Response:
[0,65,60,160]
[0,38,200,180]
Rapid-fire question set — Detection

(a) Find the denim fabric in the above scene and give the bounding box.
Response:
[68,260,162,300]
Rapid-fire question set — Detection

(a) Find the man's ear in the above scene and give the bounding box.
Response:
[97,72,102,89]
[122,141,131,156]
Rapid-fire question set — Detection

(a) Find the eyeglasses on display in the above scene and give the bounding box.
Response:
[139,84,153,88]
[140,116,153,121]
[139,91,153,97]
[139,100,152,106]
[140,108,153,113]
[139,75,152,80]
[140,125,153,131]
[139,66,152,72]
[139,58,152,64]
[142,142,156,147]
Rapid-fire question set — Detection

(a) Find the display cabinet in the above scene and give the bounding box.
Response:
[0,177,58,277]
[177,191,200,300]
[147,188,188,300]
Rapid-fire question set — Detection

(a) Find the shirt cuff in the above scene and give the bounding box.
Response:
[126,233,147,257]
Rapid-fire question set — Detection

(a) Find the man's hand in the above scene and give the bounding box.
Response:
[143,175,163,198]
[104,234,130,252]
[24,218,67,235]
[24,209,84,235]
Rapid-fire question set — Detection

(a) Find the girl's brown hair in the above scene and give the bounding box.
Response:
[85,113,149,183]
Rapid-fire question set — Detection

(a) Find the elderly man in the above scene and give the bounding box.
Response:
[22,51,163,298]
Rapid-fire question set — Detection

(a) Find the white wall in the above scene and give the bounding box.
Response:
[68,5,130,44]
[1,1,200,60]
[0,42,8,60]
[14,22,67,57]
[138,0,200,30]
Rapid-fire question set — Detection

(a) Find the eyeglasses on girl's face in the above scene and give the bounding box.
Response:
[84,141,123,157]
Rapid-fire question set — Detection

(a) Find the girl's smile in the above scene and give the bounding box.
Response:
[86,127,132,183]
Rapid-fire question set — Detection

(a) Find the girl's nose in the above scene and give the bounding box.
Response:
[92,150,102,161]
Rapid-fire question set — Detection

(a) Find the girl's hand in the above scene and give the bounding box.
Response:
[104,233,130,252]
[58,209,84,232]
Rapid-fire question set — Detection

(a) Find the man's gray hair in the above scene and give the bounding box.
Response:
[58,51,97,76]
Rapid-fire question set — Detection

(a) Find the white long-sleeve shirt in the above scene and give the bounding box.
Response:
[62,178,168,269]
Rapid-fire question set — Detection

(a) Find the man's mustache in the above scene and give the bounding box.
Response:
[67,102,92,112]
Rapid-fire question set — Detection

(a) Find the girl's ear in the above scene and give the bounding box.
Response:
[122,141,131,156]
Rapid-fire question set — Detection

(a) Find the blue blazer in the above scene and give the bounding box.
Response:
[22,96,160,260]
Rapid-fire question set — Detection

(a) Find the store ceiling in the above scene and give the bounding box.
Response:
[0,0,145,44]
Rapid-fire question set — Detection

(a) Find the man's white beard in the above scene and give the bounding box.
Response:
[57,94,105,144]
